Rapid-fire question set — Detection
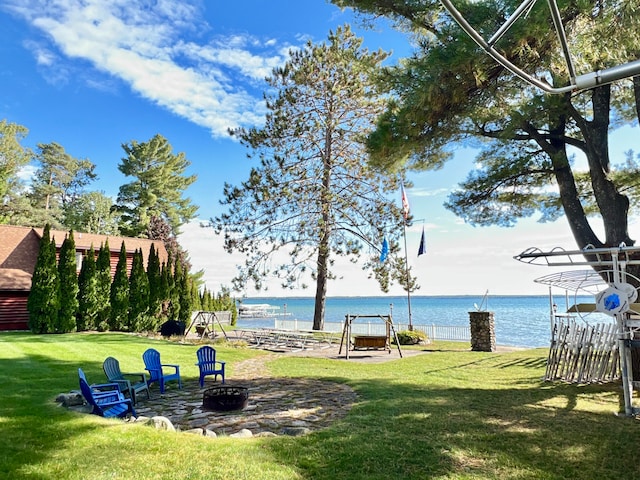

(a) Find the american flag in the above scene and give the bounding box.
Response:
[401,184,410,220]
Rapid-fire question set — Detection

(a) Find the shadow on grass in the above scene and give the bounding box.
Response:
[0,331,225,478]
[3,333,640,480]
[0,352,112,477]
[265,354,640,480]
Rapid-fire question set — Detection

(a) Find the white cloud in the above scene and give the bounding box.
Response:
[5,0,290,137]
[178,217,594,298]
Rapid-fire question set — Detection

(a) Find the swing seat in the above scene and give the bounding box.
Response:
[353,335,387,349]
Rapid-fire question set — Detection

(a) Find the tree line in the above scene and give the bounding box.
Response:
[0,127,197,267]
[27,225,236,334]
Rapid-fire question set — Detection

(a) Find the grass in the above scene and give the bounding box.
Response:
[1,333,640,479]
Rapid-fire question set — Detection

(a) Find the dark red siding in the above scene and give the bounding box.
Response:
[0,292,29,330]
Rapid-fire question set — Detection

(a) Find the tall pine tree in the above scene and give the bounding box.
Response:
[128,248,149,332]
[109,241,129,331]
[147,243,162,320]
[95,240,112,331]
[27,224,59,333]
[177,270,192,323]
[213,26,407,330]
[116,134,197,237]
[77,245,99,331]
[56,230,78,333]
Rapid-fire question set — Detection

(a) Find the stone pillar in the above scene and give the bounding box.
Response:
[469,311,496,352]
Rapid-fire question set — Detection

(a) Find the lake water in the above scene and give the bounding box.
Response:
[236,295,611,348]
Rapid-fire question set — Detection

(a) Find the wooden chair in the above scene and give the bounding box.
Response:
[195,345,226,388]
[142,348,182,393]
[79,374,136,419]
[103,356,151,405]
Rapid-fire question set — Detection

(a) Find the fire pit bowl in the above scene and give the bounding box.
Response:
[203,386,249,411]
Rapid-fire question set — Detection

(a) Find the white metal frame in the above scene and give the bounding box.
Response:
[439,0,640,94]
[515,244,640,415]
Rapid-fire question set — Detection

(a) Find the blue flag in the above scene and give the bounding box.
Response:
[418,226,426,256]
[380,237,389,262]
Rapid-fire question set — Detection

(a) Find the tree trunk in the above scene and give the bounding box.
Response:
[313,238,329,331]
[579,86,633,247]
[313,126,334,331]
[634,76,640,122]
[525,98,601,249]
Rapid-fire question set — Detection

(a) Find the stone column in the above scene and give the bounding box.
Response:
[469,311,496,352]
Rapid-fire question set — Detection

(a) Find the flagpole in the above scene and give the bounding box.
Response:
[402,218,414,331]
[401,182,414,332]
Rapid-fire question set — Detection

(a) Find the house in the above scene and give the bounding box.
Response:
[0,225,168,331]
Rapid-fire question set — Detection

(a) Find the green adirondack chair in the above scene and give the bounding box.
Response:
[103,356,150,405]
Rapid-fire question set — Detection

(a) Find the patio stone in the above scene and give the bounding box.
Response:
[137,354,357,436]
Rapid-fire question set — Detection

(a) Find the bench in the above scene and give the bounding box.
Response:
[353,335,387,350]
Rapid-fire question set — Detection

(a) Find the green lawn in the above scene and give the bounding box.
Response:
[1,332,639,479]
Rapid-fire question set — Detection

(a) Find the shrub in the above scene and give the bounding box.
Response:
[394,330,429,345]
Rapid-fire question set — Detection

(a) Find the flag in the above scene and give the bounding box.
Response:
[418,226,426,256]
[380,237,389,262]
[401,184,410,220]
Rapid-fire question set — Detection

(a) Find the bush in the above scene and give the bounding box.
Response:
[394,330,429,345]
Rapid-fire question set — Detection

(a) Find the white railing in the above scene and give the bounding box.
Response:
[274,319,470,342]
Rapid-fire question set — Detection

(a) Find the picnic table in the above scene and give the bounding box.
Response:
[235,328,337,351]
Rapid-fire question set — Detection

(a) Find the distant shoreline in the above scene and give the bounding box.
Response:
[240,294,556,300]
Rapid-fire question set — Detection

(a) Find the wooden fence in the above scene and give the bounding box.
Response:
[544,319,619,384]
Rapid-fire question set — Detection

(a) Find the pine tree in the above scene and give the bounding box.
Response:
[0,120,31,224]
[334,0,640,275]
[77,245,99,331]
[213,26,405,330]
[212,288,237,325]
[56,230,78,333]
[116,135,197,237]
[27,224,59,333]
[177,271,192,323]
[128,249,149,332]
[95,240,112,331]
[109,241,129,331]
[168,255,181,320]
[147,243,162,319]
[159,261,171,320]
[190,281,201,312]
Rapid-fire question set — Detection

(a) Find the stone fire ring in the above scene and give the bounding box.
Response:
[203,385,249,411]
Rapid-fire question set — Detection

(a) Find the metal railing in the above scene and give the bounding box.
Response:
[274,319,470,342]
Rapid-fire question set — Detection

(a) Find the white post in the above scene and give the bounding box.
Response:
[612,251,634,416]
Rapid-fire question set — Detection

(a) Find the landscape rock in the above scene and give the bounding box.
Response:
[55,392,84,407]
[152,416,176,431]
[281,426,312,437]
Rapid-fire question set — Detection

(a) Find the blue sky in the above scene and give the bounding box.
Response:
[1,0,637,298]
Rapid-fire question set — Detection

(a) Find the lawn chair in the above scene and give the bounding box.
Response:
[142,348,182,393]
[103,356,151,405]
[195,345,226,388]
[79,375,136,418]
[77,367,122,401]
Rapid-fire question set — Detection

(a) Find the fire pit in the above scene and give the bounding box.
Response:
[203,386,249,411]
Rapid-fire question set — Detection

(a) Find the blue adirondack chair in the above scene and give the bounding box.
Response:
[103,356,151,405]
[142,348,182,393]
[79,375,137,418]
[77,368,122,401]
[195,345,226,388]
